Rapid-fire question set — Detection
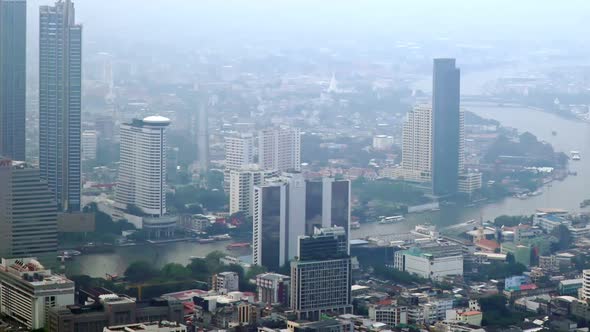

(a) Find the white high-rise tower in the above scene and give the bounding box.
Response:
[115,116,170,216]
[401,105,433,183]
[258,127,301,172]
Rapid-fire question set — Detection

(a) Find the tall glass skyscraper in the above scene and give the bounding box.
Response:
[39,0,82,211]
[0,0,26,160]
[432,58,461,196]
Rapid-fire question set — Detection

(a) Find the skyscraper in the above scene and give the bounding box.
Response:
[115,116,170,216]
[258,127,301,172]
[229,165,278,218]
[39,0,82,211]
[197,98,209,173]
[252,173,306,271]
[304,177,351,249]
[224,133,255,190]
[432,58,461,196]
[291,227,352,321]
[401,105,432,183]
[0,159,58,262]
[0,0,26,161]
[252,175,351,271]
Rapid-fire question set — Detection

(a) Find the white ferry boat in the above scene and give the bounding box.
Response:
[378,215,405,224]
[571,151,581,161]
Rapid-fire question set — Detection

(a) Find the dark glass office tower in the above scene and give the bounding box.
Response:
[291,227,352,321]
[432,58,461,196]
[39,0,82,211]
[0,0,26,160]
[304,178,350,248]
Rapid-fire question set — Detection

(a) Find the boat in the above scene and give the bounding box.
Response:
[197,238,214,244]
[378,215,405,224]
[571,151,581,161]
[211,234,231,241]
[226,242,250,250]
[57,255,72,261]
[351,221,361,229]
[60,250,81,256]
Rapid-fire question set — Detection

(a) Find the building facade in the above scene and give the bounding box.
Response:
[401,105,433,183]
[458,172,482,194]
[0,258,75,330]
[224,133,255,190]
[0,0,26,160]
[213,272,240,293]
[81,130,98,161]
[256,273,290,307]
[229,165,278,217]
[291,227,352,321]
[48,292,183,332]
[39,0,82,211]
[258,127,301,172]
[368,305,408,327]
[252,174,306,271]
[432,58,461,196]
[394,244,463,280]
[252,174,351,271]
[0,159,58,261]
[103,321,186,332]
[115,116,170,216]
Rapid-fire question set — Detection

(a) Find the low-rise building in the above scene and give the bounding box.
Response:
[394,244,463,280]
[103,321,186,332]
[0,258,75,330]
[288,319,353,332]
[458,172,482,194]
[558,279,582,296]
[48,290,183,332]
[256,273,291,307]
[212,271,240,293]
[457,311,483,326]
[368,305,407,327]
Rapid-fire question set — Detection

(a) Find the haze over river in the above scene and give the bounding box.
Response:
[67,103,590,278]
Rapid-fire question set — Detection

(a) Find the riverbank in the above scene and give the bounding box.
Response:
[65,103,590,278]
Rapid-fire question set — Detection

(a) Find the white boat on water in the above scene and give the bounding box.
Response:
[571,151,581,161]
[378,215,405,224]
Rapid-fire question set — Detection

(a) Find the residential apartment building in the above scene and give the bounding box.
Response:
[258,127,301,172]
[401,105,432,183]
[229,165,278,217]
[115,116,170,216]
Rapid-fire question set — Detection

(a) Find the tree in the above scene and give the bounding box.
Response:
[245,265,267,280]
[551,224,573,251]
[187,258,210,281]
[125,261,159,283]
[493,215,531,227]
[161,263,191,281]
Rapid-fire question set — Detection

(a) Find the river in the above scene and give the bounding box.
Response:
[67,103,590,278]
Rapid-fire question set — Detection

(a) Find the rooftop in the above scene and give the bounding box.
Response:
[142,115,171,125]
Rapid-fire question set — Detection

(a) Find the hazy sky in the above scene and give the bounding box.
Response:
[25,0,590,56]
[70,0,590,44]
